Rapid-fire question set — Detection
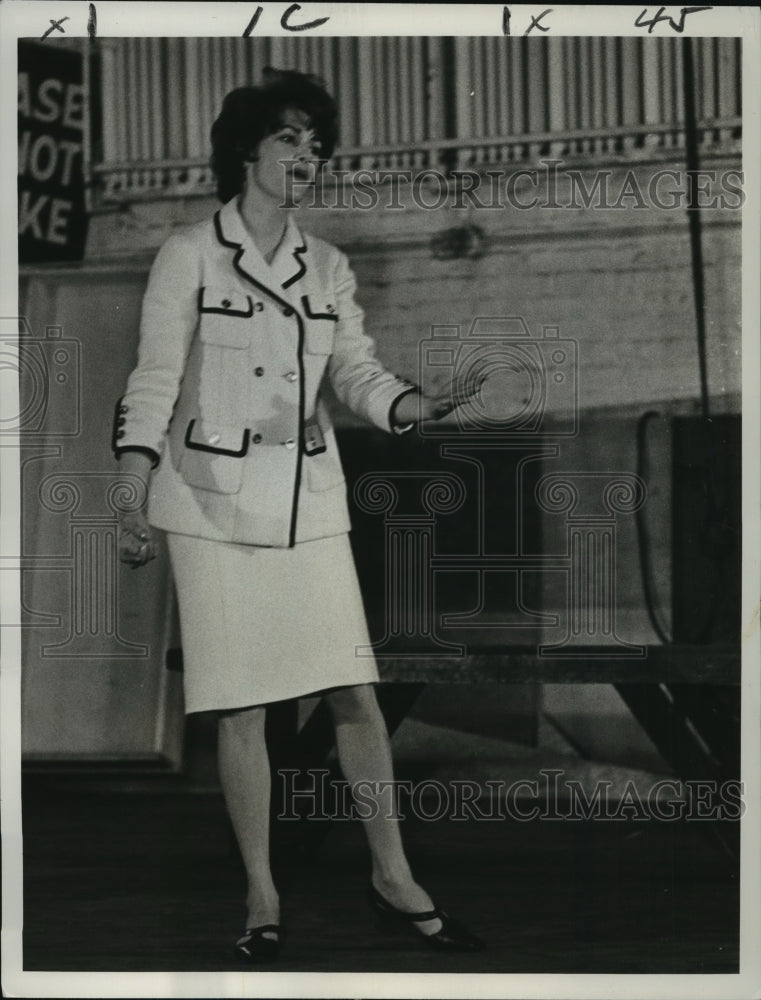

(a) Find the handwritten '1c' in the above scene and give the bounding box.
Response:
[243,6,263,36]
[280,3,330,32]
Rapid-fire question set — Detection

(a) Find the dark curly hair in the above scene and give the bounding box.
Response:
[210,67,338,203]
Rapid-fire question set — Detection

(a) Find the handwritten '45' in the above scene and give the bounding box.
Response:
[634,6,712,33]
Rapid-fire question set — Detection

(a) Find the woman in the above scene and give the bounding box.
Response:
[114,68,483,963]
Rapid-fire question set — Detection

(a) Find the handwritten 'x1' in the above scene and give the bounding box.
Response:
[41,16,69,40]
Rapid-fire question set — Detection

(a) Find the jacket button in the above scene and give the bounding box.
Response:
[116,429,125,439]
[221,299,231,308]
[284,438,296,450]
[282,306,294,317]
[284,371,298,382]
[252,433,262,444]
[255,367,265,377]
[117,416,126,426]
[255,302,264,312]
[118,404,128,414]
[326,304,335,313]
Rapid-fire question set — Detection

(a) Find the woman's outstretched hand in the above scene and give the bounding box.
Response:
[393,375,482,426]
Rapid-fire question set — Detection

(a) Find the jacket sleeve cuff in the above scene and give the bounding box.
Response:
[112,397,161,467]
[388,386,419,435]
[115,446,161,469]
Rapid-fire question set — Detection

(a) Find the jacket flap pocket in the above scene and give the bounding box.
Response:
[199,286,254,318]
[301,295,338,356]
[184,419,249,457]
[199,289,254,349]
[178,420,248,495]
[301,294,338,323]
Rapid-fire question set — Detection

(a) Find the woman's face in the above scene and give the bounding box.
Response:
[247,107,322,203]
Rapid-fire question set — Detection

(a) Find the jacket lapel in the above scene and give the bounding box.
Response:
[269,215,308,291]
[215,199,308,306]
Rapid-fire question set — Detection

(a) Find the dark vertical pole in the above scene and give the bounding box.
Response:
[681,36,711,422]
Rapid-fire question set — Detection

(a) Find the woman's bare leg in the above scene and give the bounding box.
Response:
[217,706,279,933]
[324,684,442,934]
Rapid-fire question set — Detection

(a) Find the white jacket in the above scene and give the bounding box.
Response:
[114,197,415,547]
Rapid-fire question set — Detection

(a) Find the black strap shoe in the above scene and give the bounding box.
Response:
[368,884,486,953]
[234,923,282,963]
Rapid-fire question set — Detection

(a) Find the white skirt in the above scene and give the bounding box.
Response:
[167,531,380,713]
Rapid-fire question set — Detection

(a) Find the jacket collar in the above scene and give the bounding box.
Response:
[215,196,308,293]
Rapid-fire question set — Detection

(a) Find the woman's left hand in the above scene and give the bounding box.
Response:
[394,375,482,425]
[119,510,158,568]
[421,374,482,421]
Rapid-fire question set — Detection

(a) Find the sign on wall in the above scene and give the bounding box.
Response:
[18,40,89,262]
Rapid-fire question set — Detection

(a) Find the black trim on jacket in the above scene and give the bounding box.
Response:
[388,386,420,435]
[300,294,339,322]
[111,395,126,455]
[111,397,161,467]
[115,445,161,468]
[184,419,251,457]
[197,286,254,317]
[282,241,308,288]
[214,209,306,547]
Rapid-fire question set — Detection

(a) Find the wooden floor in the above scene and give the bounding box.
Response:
[19,773,739,975]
